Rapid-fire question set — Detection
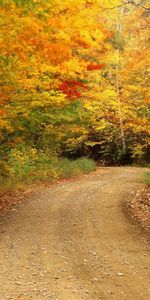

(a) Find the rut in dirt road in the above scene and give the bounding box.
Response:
[0,167,150,300]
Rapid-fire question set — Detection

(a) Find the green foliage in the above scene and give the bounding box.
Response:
[143,172,150,186]
[7,145,58,183]
[13,0,34,8]
[3,144,96,186]
[58,157,96,178]
[72,157,96,173]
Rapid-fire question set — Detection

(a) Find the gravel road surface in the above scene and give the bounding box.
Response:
[0,167,149,300]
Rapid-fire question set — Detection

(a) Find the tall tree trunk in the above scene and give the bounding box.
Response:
[116,7,126,152]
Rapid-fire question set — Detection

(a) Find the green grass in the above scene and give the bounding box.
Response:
[143,172,150,186]
[58,157,96,179]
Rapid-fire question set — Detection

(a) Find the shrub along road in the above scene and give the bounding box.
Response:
[0,167,149,300]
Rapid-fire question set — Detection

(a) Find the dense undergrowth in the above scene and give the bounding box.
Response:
[0,149,96,192]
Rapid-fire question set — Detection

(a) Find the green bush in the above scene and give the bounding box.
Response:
[57,158,76,178]
[58,157,96,179]
[73,157,96,173]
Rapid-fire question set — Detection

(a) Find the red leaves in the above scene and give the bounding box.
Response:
[59,80,87,99]
[87,63,105,71]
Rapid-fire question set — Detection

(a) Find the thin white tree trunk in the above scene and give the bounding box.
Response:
[116,7,126,152]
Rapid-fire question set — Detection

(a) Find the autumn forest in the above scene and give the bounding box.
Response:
[0,0,150,184]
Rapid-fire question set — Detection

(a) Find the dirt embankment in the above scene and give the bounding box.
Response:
[123,184,150,233]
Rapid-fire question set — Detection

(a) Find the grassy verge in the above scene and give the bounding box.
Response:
[143,172,150,186]
[0,156,96,191]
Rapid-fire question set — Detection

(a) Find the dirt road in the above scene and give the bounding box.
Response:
[0,167,149,300]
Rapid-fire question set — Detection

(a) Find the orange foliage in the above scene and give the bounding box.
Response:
[42,43,71,65]
[87,63,105,71]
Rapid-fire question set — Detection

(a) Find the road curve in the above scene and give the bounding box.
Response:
[0,167,149,300]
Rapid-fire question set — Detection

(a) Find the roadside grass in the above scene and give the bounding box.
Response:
[132,163,150,168]
[0,157,96,192]
[143,172,150,186]
[58,157,96,179]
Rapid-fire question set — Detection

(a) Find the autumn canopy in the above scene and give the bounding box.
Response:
[0,0,149,180]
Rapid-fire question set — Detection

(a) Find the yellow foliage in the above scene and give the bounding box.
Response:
[0,119,12,131]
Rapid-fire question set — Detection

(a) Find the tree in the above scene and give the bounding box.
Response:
[0,0,149,175]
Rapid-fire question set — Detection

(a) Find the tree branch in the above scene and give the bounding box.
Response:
[100,1,150,11]
[133,3,150,11]
[100,3,128,11]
